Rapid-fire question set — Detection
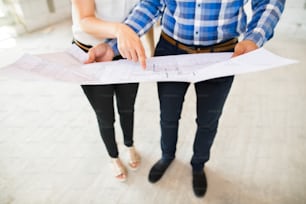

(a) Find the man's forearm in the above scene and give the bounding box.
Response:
[244,0,285,47]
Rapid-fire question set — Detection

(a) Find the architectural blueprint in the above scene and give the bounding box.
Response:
[0,44,297,84]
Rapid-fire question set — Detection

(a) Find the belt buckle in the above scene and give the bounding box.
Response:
[195,46,211,53]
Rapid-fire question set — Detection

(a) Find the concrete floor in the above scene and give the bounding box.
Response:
[0,19,305,204]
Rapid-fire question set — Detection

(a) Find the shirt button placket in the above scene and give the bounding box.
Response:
[194,1,202,44]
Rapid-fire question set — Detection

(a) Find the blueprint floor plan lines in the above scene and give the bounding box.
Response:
[0,44,297,84]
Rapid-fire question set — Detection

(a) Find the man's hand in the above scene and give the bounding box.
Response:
[115,24,147,69]
[85,43,114,63]
[232,40,258,58]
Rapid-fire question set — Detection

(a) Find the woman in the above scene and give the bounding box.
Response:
[71,0,143,182]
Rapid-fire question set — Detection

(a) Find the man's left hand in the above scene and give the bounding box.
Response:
[232,40,258,58]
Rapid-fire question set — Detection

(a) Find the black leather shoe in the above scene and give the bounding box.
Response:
[148,158,173,183]
[192,170,207,197]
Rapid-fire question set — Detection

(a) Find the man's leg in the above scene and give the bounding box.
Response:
[148,81,189,183]
[149,35,189,183]
[191,76,234,197]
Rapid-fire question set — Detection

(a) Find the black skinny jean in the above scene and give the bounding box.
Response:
[73,40,139,158]
[82,83,138,158]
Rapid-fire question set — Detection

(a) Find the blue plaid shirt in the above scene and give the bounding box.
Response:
[110,0,285,55]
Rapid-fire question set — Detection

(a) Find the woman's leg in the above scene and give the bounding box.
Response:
[81,84,119,158]
[114,83,139,147]
[115,83,140,170]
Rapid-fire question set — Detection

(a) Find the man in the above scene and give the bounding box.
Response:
[87,0,285,197]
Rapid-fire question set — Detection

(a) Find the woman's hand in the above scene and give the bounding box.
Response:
[85,43,114,63]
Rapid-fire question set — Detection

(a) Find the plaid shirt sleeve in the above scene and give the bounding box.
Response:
[244,0,285,47]
[108,0,164,56]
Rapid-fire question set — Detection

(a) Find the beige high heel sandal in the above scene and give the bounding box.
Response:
[112,158,127,182]
[128,146,141,170]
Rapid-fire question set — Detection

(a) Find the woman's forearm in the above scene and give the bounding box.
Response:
[79,17,121,39]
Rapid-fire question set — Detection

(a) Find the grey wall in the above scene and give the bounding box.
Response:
[3,0,71,33]
[276,0,306,38]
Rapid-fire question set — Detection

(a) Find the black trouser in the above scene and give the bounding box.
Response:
[154,35,235,171]
[73,39,139,158]
[82,83,138,158]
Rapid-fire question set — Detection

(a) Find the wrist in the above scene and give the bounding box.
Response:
[114,23,124,38]
[243,31,265,48]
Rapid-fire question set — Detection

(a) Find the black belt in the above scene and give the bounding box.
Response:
[72,39,124,61]
[72,39,92,52]
[161,31,238,54]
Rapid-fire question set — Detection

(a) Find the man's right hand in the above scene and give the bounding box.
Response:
[85,43,115,63]
[115,24,147,69]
